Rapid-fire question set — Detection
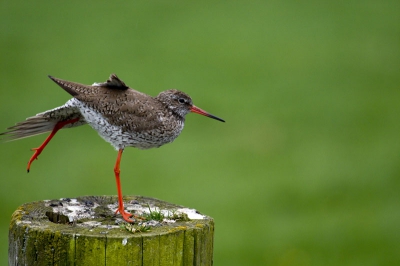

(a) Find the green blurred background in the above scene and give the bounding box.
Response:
[1,1,399,265]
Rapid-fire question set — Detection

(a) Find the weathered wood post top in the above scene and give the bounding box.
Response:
[9,195,214,265]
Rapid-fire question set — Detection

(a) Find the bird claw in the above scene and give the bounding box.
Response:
[27,147,43,172]
[115,208,134,223]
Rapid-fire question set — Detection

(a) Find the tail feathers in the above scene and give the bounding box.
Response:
[1,98,87,141]
[1,114,86,141]
[0,115,59,141]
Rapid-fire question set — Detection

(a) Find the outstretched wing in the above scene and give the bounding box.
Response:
[50,74,165,133]
[48,73,128,97]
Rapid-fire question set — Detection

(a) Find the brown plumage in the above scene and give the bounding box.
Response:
[0,74,224,222]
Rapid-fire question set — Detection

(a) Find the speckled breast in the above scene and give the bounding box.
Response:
[70,99,184,150]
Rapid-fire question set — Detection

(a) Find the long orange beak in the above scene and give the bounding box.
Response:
[190,105,225,122]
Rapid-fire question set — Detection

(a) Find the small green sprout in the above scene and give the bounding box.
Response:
[144,204,165,221]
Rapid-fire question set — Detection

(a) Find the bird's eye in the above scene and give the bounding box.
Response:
[178,98,185,104]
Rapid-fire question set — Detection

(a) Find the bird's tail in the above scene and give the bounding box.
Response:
[0,102,85,141]
[0,115,59,141]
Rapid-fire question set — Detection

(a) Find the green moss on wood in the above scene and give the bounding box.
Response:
[106,235,142,265]
[142,234,160,265]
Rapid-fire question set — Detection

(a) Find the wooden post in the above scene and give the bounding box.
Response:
[9,195,214,265]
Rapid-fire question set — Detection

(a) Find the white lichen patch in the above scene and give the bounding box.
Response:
[176,208,205,220]
[45,198,99,223]
[162,219,176,224]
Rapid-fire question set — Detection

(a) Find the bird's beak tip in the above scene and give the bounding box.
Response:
[190,105,225,123]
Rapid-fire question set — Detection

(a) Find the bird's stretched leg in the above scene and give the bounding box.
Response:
[27,118,80,172]
[114,149,134,223]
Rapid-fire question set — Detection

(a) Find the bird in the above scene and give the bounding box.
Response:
[0,74,225,223]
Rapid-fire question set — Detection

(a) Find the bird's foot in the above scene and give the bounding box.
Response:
[27,147,43,172]
[115,208,134,223]
[25,118,80,173]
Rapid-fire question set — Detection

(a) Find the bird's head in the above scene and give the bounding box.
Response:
[156,90,225,122]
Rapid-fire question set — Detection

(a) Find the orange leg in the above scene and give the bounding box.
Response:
[114,149,134,223]
[27,118,80,172]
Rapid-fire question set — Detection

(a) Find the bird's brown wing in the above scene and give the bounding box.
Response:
[76,87,165,133]
[49,74,165,132]
[91,74,128,90]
